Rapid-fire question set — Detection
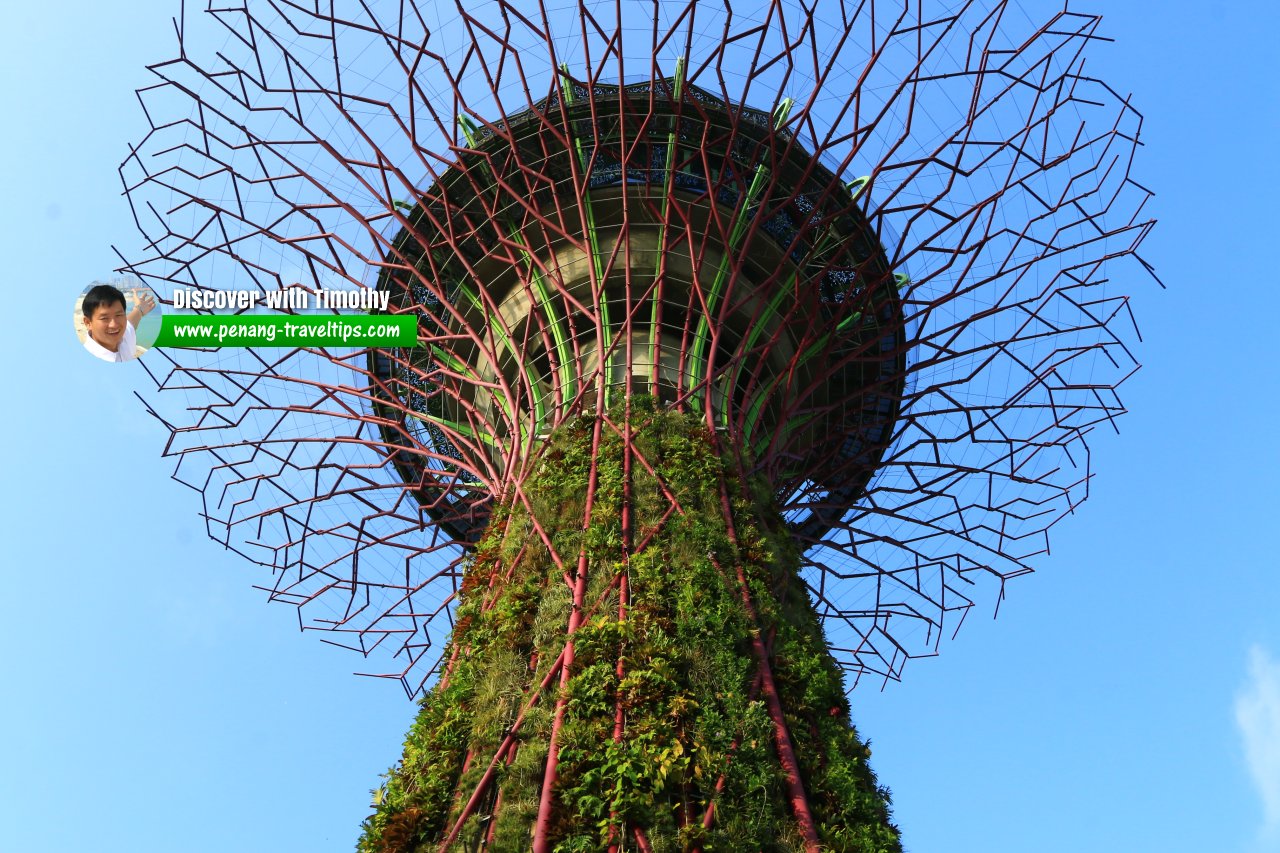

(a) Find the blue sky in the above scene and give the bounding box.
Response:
[1,2,1277,851]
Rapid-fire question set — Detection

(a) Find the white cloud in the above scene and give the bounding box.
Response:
[1237,644,1280,843]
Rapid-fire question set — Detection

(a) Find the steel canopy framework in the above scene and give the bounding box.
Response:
[122,0,1153,713]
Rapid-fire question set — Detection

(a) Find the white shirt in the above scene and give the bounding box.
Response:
[84,320,139,363]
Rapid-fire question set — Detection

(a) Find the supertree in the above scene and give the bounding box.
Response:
[120,0,1155,850]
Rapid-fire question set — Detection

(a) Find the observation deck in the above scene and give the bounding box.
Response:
[371,74,907,543]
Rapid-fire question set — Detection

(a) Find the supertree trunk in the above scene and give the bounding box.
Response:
[360,402,900,852]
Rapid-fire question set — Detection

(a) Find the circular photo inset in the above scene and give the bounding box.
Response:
[75,276,162,363]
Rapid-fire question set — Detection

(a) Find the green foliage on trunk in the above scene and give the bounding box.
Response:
[358,400,902,852]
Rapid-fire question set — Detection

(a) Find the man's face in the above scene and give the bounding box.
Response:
[85,301,128,352]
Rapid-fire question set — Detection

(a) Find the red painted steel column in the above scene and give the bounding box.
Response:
[715,473,822,852]
[531,410,607,853]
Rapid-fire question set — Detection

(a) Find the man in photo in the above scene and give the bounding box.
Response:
[81,283,156,363]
